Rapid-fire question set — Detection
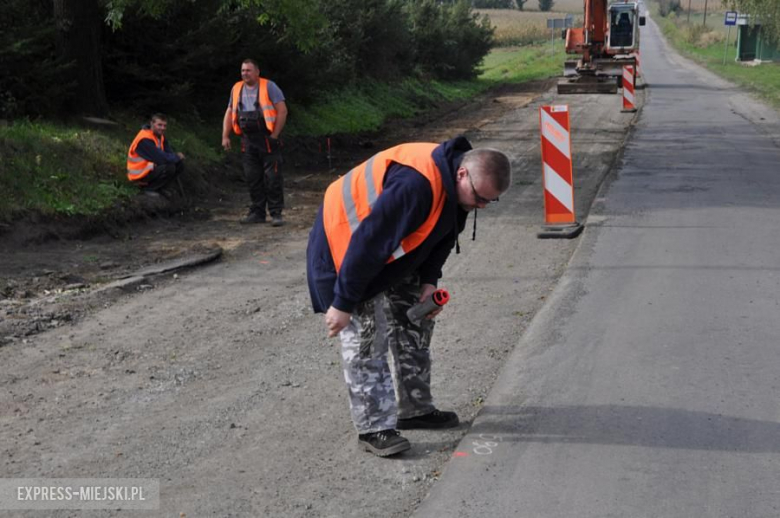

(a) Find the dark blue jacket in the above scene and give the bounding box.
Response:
[135,124,181,165]
[306,137,471,313]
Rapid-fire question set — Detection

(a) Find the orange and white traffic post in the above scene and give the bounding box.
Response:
[634,49,642,78]
[622,65,637,113]
[537,105,582,239]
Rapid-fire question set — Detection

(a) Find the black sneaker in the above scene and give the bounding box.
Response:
[358,429,410,457]
[240,211,266,224]
[271,215,284,227]
[397,409,459,430]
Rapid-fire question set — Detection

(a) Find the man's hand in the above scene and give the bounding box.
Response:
[325,306,351,337]
[266,136,280,154]
[221,136,231,151]
[176,152,186,160]
[419,283,443,320]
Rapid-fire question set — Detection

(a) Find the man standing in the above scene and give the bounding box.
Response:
[306,136,512,457]
[127,113,185,197]
[222,59,288,226]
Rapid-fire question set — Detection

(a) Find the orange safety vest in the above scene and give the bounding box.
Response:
[323,143,446,272]
[230,78,277,136]
[126,129,164,182]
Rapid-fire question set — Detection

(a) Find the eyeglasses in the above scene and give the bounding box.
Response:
[466,170,499,205]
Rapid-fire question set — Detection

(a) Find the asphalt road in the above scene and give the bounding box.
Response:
[414,15,780,518]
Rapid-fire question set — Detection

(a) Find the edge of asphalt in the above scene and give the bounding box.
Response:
[411,75,648,514]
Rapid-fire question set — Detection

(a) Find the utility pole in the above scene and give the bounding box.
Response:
[703,0,708,26]
[687,0,692,23]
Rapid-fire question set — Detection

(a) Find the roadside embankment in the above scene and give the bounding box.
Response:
[0,42,564,240]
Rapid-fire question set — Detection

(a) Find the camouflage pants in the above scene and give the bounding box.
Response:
[339,279,436,434]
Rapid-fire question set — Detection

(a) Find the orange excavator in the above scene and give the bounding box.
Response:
[558,0,646,93]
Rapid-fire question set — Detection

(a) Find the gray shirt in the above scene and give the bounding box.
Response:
[228,81,285,112]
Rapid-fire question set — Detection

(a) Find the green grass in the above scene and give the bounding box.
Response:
[479,44,566,83]
[0,115,221,221]
[287,79,486,136]
[290,43,564,136]
[652,4,780,109]
[0,121,135,219]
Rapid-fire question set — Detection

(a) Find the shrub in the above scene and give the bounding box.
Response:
[0,0,71,119]
[697,30,724,47]
[538,0,555,12]
[1,0,497,119]
[407,0,494,80]
[658,0,682,17]
[471,0,516,7]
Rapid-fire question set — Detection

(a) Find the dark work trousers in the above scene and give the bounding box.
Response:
[243,135,284,217]
[138,161,184,192]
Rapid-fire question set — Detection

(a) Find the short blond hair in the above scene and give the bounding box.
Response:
[462,148,512,192]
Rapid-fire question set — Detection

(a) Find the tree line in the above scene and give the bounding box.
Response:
[471,0,559,12]
[0,0,494,121]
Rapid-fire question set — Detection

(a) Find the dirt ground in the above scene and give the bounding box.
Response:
[0,78,642,517]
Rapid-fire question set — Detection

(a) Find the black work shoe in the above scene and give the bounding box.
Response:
[158,188,175,200]
[358,429,411,457]
[240,211,266,224]
[397,409,459,430]
[271,215,284,227]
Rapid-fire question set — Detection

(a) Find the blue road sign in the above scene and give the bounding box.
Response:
[725,11,738,26]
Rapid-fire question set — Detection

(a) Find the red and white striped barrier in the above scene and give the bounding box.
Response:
[634,49,642,77]
[538,105,581,238]
[622,65,637,112]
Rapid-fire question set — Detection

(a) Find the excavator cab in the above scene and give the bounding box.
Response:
[607,3,644,51]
